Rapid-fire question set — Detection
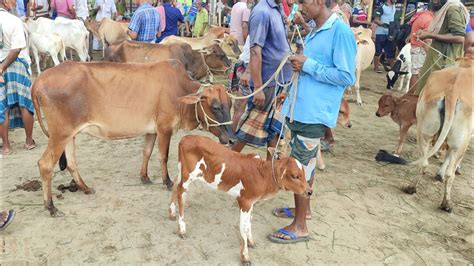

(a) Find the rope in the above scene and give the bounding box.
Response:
[417,38,456,63]
[406,55,443,93]
[226,53,294,100]
[193,83,233,130]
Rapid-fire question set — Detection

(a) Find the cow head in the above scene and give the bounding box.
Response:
[337,98,352,128]
[375,92,397,117]
[385,56,409,90]
[214,35,241,58]
[200,44,232,73]
[352,28,372,45]
[178,84,235,144]
[268,148,313,197]
[84,18,100,37]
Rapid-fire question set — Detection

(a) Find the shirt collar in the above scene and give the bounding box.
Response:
[314,13,338,33]
[265,0,278,8]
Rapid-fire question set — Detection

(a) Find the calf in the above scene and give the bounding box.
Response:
[350,27,375,105]
[376,92,417,155]
[404,58,473,212]
[169,135,311,265]
[28,32,66,74]
[385,43,412,92]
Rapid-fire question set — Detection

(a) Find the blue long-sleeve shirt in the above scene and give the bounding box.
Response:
[281,13,356,128]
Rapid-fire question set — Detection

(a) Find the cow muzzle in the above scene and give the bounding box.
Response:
[305,188,313,197]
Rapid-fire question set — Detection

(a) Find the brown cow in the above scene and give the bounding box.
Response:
[404,58,473,212]
[376,92,418,156]
[169,135,312,265]
[32,60,235,217]
[104,40,232,80]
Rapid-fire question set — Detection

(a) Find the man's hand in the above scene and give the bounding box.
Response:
[276,92,287,108]
[0,65,5,83]
[416,30,431,41]
[294,12,304,25]
[239,69,250,87]
[253,90,265,107]
[289,55,307,72]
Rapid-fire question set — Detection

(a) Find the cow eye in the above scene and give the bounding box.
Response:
[292,175,299,180]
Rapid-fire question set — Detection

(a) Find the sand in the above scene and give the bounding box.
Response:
[1,69,473,265]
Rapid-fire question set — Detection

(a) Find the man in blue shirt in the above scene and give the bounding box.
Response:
[373,0,395,73]
[128,0,161,42]
[269,0,356,244]
[232,0,293,160]
[157,0,184,42]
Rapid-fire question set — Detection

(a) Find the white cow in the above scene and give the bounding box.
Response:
[351,27,376,105]
[28,32,66,74]
[34,17,89,62]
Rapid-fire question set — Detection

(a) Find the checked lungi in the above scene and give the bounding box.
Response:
[0,58,34,129]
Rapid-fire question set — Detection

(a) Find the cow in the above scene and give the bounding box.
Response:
[27,32,66,74]
[84,18,130,57]
[403,58,473,212]
[376,92,418,156]
[161,28,241,59]
[350,27,375,105]
[30,17,90,62]
[32,60,235,217]
[104,41,232,80]
[168,135,312,265]
[384,43,412,92]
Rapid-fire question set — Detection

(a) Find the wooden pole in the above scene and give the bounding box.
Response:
[400,0,408,24]
[367,0,374,22]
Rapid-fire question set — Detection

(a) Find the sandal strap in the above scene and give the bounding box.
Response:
[277,228,298,240]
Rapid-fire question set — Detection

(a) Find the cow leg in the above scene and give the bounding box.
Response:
[140,134,157,184]
[355,68,362,105]
[157,128,174,190]
[404,73,412,93]
[395,123,410,156]
[238,199,254,265]
[32,47,41,75]
[397,75,406,91]
[439,149,460,213]
[50,52,60,66]
[316,145,325,170]
[177,182,188,238]
[403,132,431,194]
[65,138,95,194]
[38,137,70,217]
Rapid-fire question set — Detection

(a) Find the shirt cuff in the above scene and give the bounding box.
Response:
[302,58,318,74]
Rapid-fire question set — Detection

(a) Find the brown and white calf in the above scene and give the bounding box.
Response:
[169,135,312,264]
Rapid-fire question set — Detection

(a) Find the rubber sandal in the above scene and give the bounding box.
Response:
[0,210,16,231]
[268,228,310,244]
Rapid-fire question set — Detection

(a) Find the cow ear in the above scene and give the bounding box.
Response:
[178,94,202,104]
[213,39,224,44]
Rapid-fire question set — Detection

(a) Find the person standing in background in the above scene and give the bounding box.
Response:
[229,0,250,45]
[192,0,207,37]
[351,0,370,28]
[156,0,167,33]
[128,0,161,42]
[373,0,395,72]
[156,0,184,42]
[184,0,196,36]
[74,0,89,21]
[31,0,50,18]
[51,0,76,18]
[92,0,116,50]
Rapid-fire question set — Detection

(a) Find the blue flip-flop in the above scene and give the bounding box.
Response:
[268,228,310,244]
[0,210,15,231]
[272,207,294,219]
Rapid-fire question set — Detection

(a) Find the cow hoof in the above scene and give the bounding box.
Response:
[49,208,65,218]
[141,176,153,184]
[434,174,444,183]
[440,201,453,213]
[455,167,461,176]
[179,233,187,239]
[248,241,256,249]
[402,186,416,194]
[84,187,96,195]
[165,179,174,191]
[242,261,251,266]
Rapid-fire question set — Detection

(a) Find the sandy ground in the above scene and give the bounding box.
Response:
[1,68,473,265]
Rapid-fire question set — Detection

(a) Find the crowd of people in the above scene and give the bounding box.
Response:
[1,0,474,246]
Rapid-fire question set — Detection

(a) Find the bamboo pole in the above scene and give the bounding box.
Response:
[367,0,374,22]
[400,0,408,24]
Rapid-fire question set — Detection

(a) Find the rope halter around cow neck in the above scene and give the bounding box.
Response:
[193,84,233,130]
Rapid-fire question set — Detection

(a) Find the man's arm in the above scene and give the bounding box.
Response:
[128,14,141,40]
[249,45,265,106]
[0,49,21,83]
[242,21,248,42]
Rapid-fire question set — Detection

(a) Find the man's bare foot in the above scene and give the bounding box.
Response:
[2,144,12,155]
[268,225,310,244]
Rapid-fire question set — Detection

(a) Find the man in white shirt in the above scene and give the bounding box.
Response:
[75,0,88,20]
[0,0,36,155]
[92,0,116,50]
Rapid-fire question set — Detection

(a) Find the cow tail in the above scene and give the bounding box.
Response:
[31,82,49,138]
[410,91,458,165]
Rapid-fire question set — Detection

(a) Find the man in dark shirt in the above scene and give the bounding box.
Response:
[157,0,184,42]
